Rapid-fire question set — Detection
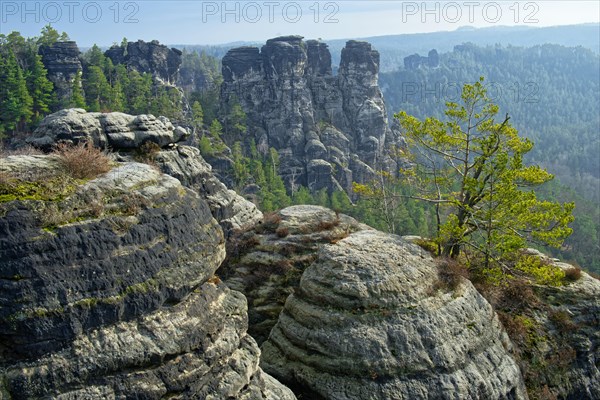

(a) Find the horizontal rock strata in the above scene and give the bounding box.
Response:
[261,230,527,399]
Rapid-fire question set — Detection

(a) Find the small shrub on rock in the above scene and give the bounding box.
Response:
[134,141,161,164]
[549,310,578,333]
[515,255,565,286]
[432,258,469,292]
[54,141,112,179]
[256,212,282,233]
[563,266,582,282]
[415,238,439,255]
[276,226,289,238]
[316,217,340,231]
[499,279,539,312]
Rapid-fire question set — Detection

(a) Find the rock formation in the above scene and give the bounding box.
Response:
[482,249,600,399]
[260,229,528,399]
[27,109,262,236]
[0,152,292,398]
[155,145,263,236]
[220,36,402,194]
[38,41,82,102]
[403,49,440,69]
[27,108,189,150]
[220,205,368,343]
[105,40,182,84]
[536,265,600,399]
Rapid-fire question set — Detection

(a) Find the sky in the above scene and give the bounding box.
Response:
[1,1,599,46]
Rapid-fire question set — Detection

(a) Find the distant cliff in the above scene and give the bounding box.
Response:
[221,36,403,194]
[38,41,82,103]
[105,40,183,84]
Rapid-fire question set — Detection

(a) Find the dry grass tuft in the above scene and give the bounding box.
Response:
[0,145,43,157]
[316,217,340,231]
[549,310,578,333]
[432,258,470,292]
[276,226,290,238]
[256,212,282,233]
[564,266,582,282]
[54,141,112,179]
[498,279,539,312]
[134,141,161,164]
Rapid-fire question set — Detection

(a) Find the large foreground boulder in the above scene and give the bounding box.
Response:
[0,155,293,399]
[220,205,368,344]
[261,230,527,399]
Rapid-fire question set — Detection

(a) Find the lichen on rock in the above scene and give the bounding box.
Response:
[260,230,528,399]
[0,152,293,399]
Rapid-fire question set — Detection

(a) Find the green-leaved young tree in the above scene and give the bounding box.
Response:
[395,78,574,266]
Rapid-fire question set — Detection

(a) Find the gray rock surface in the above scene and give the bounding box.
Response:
[221,205,368,344]
[105,40,182,84]
[220,37,402,194]
[486,252,600,399]
[535,265,600,399]
[261,230,528,399]
[26,109,259,235]
[27,109,189,150]
[155,145,263,236]
[404,49,440,70]
[38,41,82,103]
[0,155,293,399]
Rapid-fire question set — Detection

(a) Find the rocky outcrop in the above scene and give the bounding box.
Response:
[27,109,261,236]
[27,108,189,150]
[0,154,293,399]
[404,49,440,69]
[260,230,527,399]
[538,267,600,399]
[220,205,368,344]
[220,37,402,195]
[155,145,262,235]
[38,41,82,102]
[105,40,182,84]
[482,249,600,399]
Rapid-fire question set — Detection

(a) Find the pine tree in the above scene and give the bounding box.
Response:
[261,148,291,211]
[330,190,353,213]
[109,79,125,112]
[126,70,152,114]
[26,52,54,124]
[192,101,204,128]
[84,65,110,111]
[292,186,315,205]
[68,71,86,108]
[86,44,106,67]
[395,77,574,263]
[0,47,33,137]
[245,139,267,193]
[37,25,60,47]
[231,141,250,190]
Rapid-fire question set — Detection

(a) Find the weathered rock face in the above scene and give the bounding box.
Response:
[538,268,600,399]
[38,41,82,102]
[26,109,261,236]
[154,145,263,236]
[482,249,600,400]
[0,155,294,399]
[105,40,182,84]
[27,108,189,150]
[260,230,528,399]
[220,205,369,344]
[404,49,440,69]
[221,37,401,194]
